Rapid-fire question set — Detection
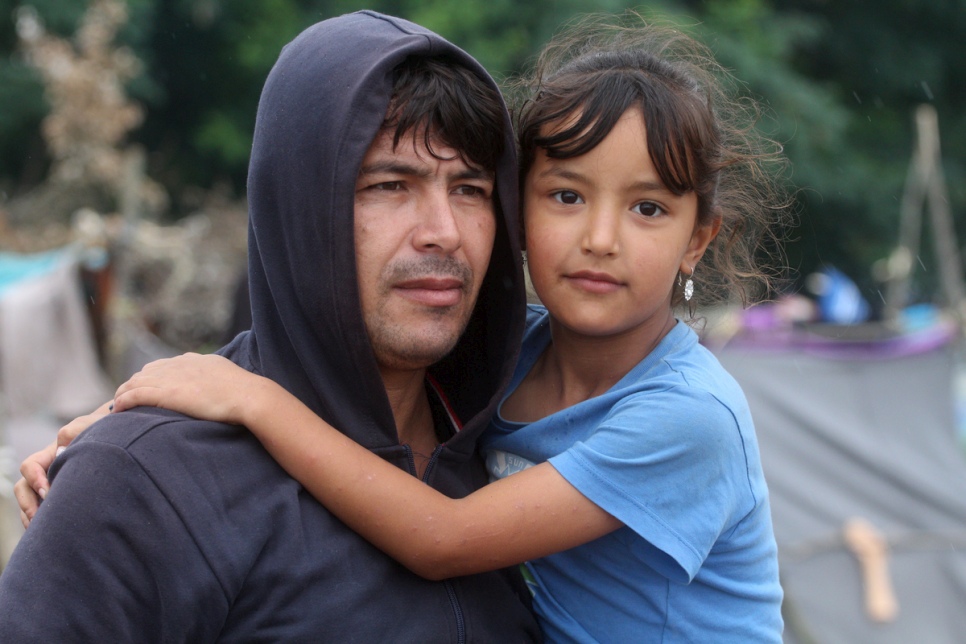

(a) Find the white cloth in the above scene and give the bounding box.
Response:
[0,250,112,481]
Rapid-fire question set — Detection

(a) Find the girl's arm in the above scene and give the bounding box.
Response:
[113,353,621,580]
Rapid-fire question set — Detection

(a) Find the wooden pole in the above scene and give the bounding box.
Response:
[884,105,965,326]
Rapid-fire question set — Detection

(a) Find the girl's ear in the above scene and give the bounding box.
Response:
[682,217,721,272]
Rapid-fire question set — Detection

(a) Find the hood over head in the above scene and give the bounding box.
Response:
[234,11,525,457]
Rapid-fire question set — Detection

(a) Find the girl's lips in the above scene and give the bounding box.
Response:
[395,277,464,307]
[566,270,623,294]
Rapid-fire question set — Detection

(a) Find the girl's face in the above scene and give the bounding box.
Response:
[523,108,719,343]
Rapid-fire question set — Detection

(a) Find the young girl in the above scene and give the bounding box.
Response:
[28,14,789,642]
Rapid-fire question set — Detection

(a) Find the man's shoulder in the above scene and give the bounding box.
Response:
[60,407,291,502]
[51,406,299,572]
[74,407,261,462]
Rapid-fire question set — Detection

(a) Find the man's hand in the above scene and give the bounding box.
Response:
[15,401,112,528]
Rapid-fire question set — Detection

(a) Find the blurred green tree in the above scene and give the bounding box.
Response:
[766,0,966,305]
[0,0,87,192]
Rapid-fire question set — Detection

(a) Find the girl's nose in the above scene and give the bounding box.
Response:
[582,207,620,257]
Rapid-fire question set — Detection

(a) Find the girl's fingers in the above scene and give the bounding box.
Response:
[19,443,56,495]
[14,475,44,527]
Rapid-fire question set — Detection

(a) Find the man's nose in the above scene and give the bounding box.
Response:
[413,188,462,253]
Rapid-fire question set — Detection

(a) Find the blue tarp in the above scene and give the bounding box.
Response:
[0,248,75,296]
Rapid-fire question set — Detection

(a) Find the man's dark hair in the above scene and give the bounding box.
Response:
[385,56,506,173]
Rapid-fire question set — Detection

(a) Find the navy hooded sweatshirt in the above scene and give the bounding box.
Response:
[0,11,539,643]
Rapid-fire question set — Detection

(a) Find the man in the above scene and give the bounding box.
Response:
[0,11,539,641]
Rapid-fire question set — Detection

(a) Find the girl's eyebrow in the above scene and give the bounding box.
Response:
[535,166,585,183]
[536,165,670,193]
[628,179,672,193]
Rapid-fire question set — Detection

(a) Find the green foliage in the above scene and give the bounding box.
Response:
[0,59,47,190]
[393,0,638,77]
[769,0,966,303]
[221,0,304,74]
[195,111,252,168]
[687,0,868,284]
[402,0,539,76]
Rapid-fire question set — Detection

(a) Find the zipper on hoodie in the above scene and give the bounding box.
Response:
[403,444,466,644]
[445,579,467,644]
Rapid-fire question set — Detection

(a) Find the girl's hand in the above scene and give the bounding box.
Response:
[113,353,261,426]
[15,400,112,528]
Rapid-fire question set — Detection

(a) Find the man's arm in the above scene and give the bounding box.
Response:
[15,401,111,527]
[0,438,226,641]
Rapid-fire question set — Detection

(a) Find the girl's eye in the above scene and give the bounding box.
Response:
[633,201,665,218]
[551,190,583,205]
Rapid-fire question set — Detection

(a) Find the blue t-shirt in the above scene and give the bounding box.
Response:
[483,306,783,643]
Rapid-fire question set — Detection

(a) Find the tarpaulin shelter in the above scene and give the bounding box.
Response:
[711,309,966,643]
[0,247,113,563]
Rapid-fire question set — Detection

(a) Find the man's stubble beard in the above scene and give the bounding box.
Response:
[364,256,479,371]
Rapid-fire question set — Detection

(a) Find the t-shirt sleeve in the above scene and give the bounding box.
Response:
[547,386,750,583]
[0,440,226,641]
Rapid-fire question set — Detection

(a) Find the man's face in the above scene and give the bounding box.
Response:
[354,128,497,374]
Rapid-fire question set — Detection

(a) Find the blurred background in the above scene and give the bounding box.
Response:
[1,1,965,641]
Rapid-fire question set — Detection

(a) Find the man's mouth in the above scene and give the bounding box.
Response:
[395,277,465,307]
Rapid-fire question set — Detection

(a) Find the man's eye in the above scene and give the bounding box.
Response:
[551,190,583,205]
[454,185,489,198]
[632,201,665,218]
[371,181,403,191]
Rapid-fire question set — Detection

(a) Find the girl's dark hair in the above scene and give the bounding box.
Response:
[384,55,506,174]
[511,12,792,309]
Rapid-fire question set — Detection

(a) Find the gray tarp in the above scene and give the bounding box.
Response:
[714,321,966,643]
